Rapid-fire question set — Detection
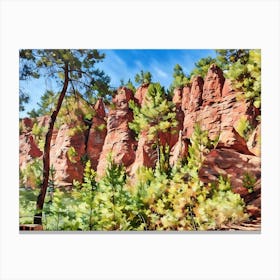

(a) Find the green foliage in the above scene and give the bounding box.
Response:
[18,164,55,227]
[41,161,98,230]
[93,155,139,230]
[71,160,98,230]
[242,172,256,194]
[19,49,254,231]
[95,123,106,132]
[129,82,177,166]
[20,49,112,110]
[190,56,217,78]
[80,153,90,165]
[218,49,261,108]
[20,159,43,188]
[157,145,171,175]
[169,64,190,95]
[34,158,142,231]
[216,49,250,70]
[125,78,136,93]
[19,188,38,224]
[134,70,152,85]
[31,120,48,151]
[28,109,40,118]
[84,112,93,121]
[19,90,30,112]
[129,125,248,231]
[27,123,249,230]
[34,90,59,116]
[186,49,261,109]
[120,78,136,93]
[235,116,253,141]
[187,124,215,173]
[20,49,113,224]
[32,122,44,139]
[68,124,88,136]
[129,83,177,137]
[43,189,79,230]
[19,129,249,230]
[194,176,248,230]
[55,95,94,130]
[186,130,248,230]
[67,146,78,163]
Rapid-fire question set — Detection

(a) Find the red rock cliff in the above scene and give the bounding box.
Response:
[19,66,261,218]
[96,87,137,177]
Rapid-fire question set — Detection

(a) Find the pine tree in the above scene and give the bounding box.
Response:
[129,83,177,167]
[19,49,111,225]
[72,160,97,230]
[225,49,261,108]
[35,90,59,116]
[19,90,30,112]
[169,64,190,96]
[187,124,214,173]
[190,56,217,78]
[94,154,138,230]
[124,78,136,93]
[134,70,152,85]
[216,49,250,70]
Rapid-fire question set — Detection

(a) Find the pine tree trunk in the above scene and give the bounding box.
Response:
[34,64,69,225]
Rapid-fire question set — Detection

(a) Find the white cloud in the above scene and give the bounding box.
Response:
[134,60,144,70]
[100,50,132,86]
[152,66,168,78]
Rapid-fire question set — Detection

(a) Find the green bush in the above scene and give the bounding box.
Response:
[236,116,253,141]
[20,125,249,231]
[242,172,257,194]
[20,159,43,188]
[194,176,248,230]
[67,146,78,163]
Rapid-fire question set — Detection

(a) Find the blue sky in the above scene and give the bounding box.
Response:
[19,49,216,117]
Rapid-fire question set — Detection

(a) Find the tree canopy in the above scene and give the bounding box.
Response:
[19,49,112,224]
[20,49,112,105]
[129,82,177,165]
[190,56,217,78]
[134,70,152,85]
[168,64,190,96]
[224,49,261,108]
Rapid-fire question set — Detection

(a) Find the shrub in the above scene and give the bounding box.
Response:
[242,172,257,193]
[67,146,78,163]
[236,116,253,141]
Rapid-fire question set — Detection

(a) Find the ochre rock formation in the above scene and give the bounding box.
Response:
[188,76,204,112]
[199,148,261,218]
[134,84,149,106]
[19,134,42,169]
[19,65,261,218]
[202,63,225,105]
[182,80,259,142]
[247,124,261,156]
[49,124,85,187]
[222,78,234,97]
[20,118,33,133]
[96,87,137,177]
[181,85,191,112]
